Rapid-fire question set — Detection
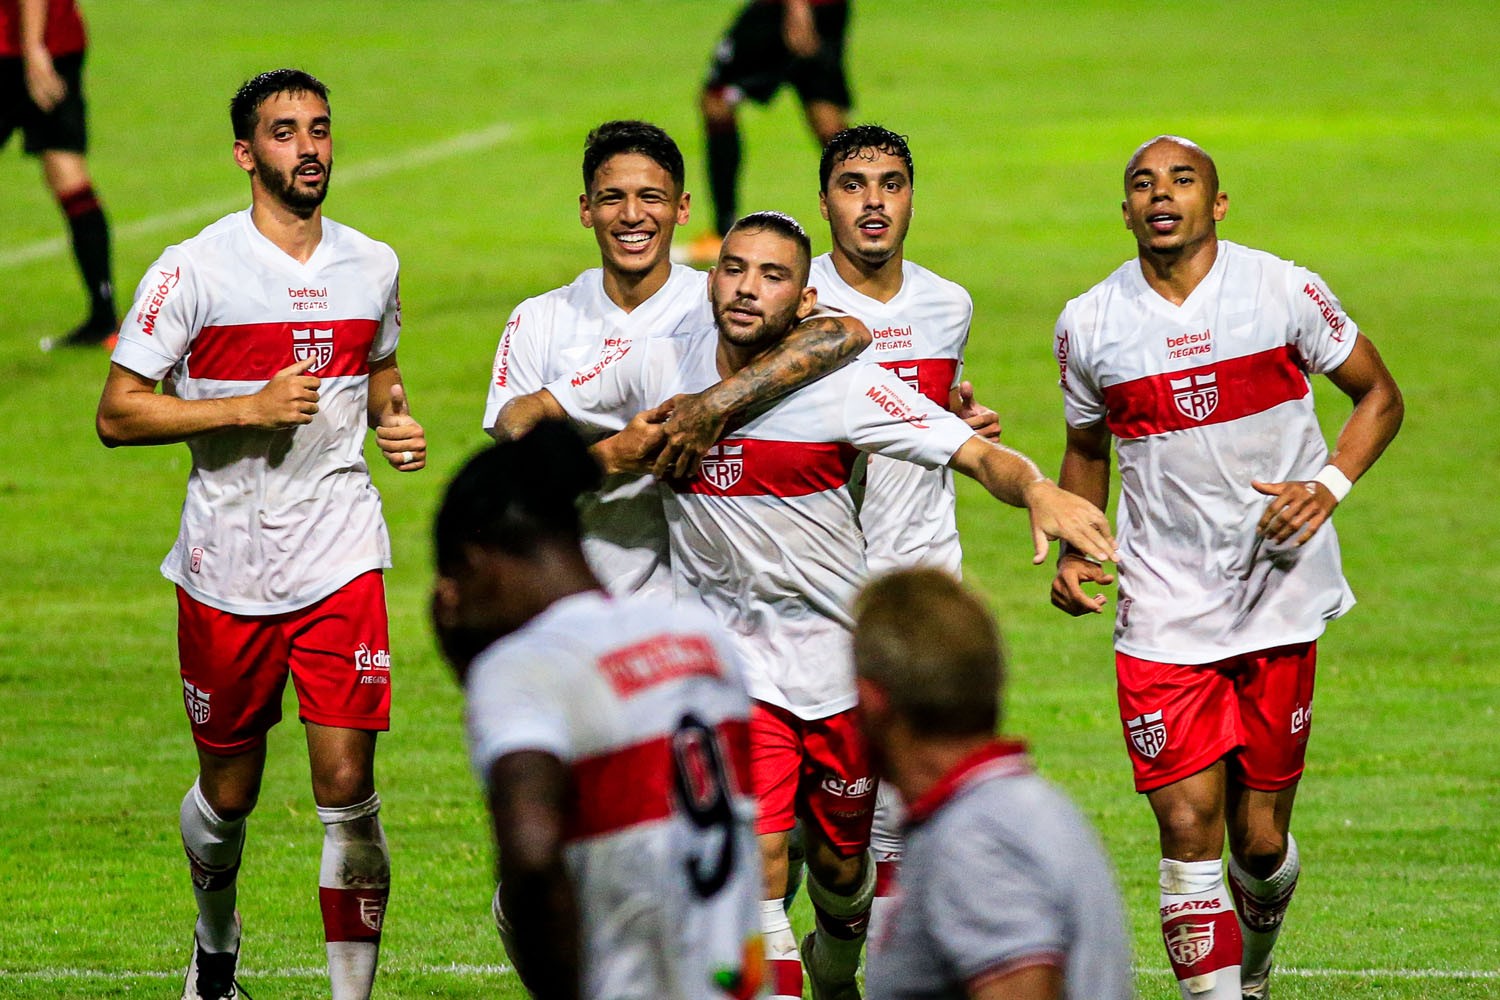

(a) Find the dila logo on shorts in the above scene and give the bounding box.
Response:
[292,327,335,371]
[1165,921,1215,967]
[183,679,212,725]
[1170,371,1218,421]
[1126,709,1167,759]
[354,643,391,672]
[699,443,744,491]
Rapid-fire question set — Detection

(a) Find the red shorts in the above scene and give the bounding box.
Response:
[750,702,874,857]
[1116,642,1316,793]
[176,571,391,754]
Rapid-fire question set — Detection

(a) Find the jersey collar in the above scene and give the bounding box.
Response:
[904,739,1031,828]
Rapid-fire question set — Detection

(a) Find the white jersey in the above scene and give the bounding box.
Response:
[482,264,710,598]
[551,326,974,719]
[465,591,762,1000]
[1055,240,1358,663]
[111,210,400,615]
[809,254,973,575]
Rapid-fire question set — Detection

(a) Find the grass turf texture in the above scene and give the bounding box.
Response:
[2,1,1497,997]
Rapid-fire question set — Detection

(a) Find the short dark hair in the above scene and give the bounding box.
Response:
[726,210,812,274]
[819,124,914,192]
[582,120,685,192]
[853,569,1004,738]
[230,69,329,140]
[433,422,602,573]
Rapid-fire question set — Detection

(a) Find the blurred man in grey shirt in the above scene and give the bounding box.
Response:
[854,569,1133,1000]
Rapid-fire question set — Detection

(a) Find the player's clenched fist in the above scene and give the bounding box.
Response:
[247,358,320,429]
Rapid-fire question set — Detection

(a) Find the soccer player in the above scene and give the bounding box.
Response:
[2,0,117,348]
[497,212,1117,1000]
[809,124,999,932]
[483,119,871,599]
[690,0,851,263]
[435,424,765,1000]
[855,568,1133,1000]
[94,69,425,1000]
[1050,135,1404,1000]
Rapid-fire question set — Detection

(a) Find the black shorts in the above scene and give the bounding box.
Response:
[0,50,89,155]
[706,1,851,109]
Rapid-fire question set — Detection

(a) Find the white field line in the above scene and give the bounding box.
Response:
[0,121,515,271]
[4,963,1497,982]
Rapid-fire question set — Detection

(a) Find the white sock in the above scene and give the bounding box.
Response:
[760,898,801,999]
[1229,833,1300,979]
[868,782,905,950]
[1159,858,1241,999]
[805,851,876,983]
[180,780,245,954]
[317,793,389,1000]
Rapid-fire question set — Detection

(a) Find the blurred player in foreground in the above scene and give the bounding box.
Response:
[483,119,871,601]
[689,0,851,263]
[855,568,1133,1000]
[808,123,999,937]
[434,424,765,1000]
[496,211,1117,1000]
[96,69,425,1000]
[1,0,118,348]
[1051,135,1403,999]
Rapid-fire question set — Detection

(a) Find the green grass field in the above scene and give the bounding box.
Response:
[2,2,1497,997]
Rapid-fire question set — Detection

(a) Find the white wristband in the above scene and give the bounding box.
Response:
[1313,464,1353,503]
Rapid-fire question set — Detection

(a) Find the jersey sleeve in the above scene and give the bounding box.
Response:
[927,825,1068,987]
[482,299,558,431]
[465,643,573,780]
[1054,304,1105,428]
[110,249,201,381]
[1286,266,1360,374]
[842,364,974,469]
[368,264,401,364]
[545,335,653,435]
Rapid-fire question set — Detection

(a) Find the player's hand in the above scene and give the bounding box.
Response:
[782,1,822,58]
[652,392,730,480]
[599,403,671,476]
[22,50,67,112]
[246,358,321,430]
[1252,478,1336,546]
[952,381,1001,441]
[1021,479,1118,566]
[377,383,426,471]
[1050,553,1116,616]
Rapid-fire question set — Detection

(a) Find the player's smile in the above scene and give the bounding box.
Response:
[581,153,689,279]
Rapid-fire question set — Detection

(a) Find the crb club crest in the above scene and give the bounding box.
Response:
[183,680,212,725]
[360,895,386,932]
[1165,920,1215,967]
[292,327,335,371]
[699,443,744,491]
[1126,709,1167,759]
[1170,371,1218,421]
[896,364,921,394]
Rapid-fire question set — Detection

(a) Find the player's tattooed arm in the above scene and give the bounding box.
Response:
[652,311,872,478]
[1050,421,1117,616]
[488,751,581,1000]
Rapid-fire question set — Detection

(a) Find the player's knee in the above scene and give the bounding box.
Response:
[808,848,865,896]
[311,761,375,809]
[701,88,735,125]
[1231,831,1287,879]
[1156,807,1221,860]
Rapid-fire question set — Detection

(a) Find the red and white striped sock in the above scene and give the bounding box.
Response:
[760,898,802,999]
[318,793,389,1000]
[1159,857,1241,998]
[1228,833,1300,980]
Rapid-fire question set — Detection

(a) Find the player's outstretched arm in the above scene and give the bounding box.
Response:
[491,390,567,442]
[948,434,1118,566]
[1252,333,1405,546]
[652,311,872,479]
[96,359,321,447]
[488,750,581,1000]
[1051,422,1117,616]
[368,354,426,472]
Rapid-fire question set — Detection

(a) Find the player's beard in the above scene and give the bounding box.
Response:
[713,295,803,354]
[255,151,331,218]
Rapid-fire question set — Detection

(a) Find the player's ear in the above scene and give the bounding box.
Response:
[1121,199,1131,229]
[233,139,255,176]
[796,286,818,319]
[819,190,830,221]
[676,190,691,226]
[579,192,593,229]
[1213,190,1228,222]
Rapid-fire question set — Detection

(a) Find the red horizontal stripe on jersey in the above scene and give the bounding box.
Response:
[1102,346,1309,440]
[874,357,959,409]
[187,319,379,381]
[674,439,859,498]
[564,719,752,842]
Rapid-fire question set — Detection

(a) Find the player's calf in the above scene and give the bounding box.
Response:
[1228,834,1300,998]
[802,849,876,1000]
[317,793,389,1000]
[1159,858,1242,999]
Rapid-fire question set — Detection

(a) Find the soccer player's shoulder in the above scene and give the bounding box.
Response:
[322,217,399,271]
[905,259,974,310]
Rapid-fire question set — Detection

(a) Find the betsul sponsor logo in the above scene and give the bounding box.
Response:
[135,267,182,336]
[288,285,330,312]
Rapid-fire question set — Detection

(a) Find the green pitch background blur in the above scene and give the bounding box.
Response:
[1,2,1496,997]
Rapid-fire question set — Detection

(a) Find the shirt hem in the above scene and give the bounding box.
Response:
[164,559,388,616]
[1114,618,1339,665]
